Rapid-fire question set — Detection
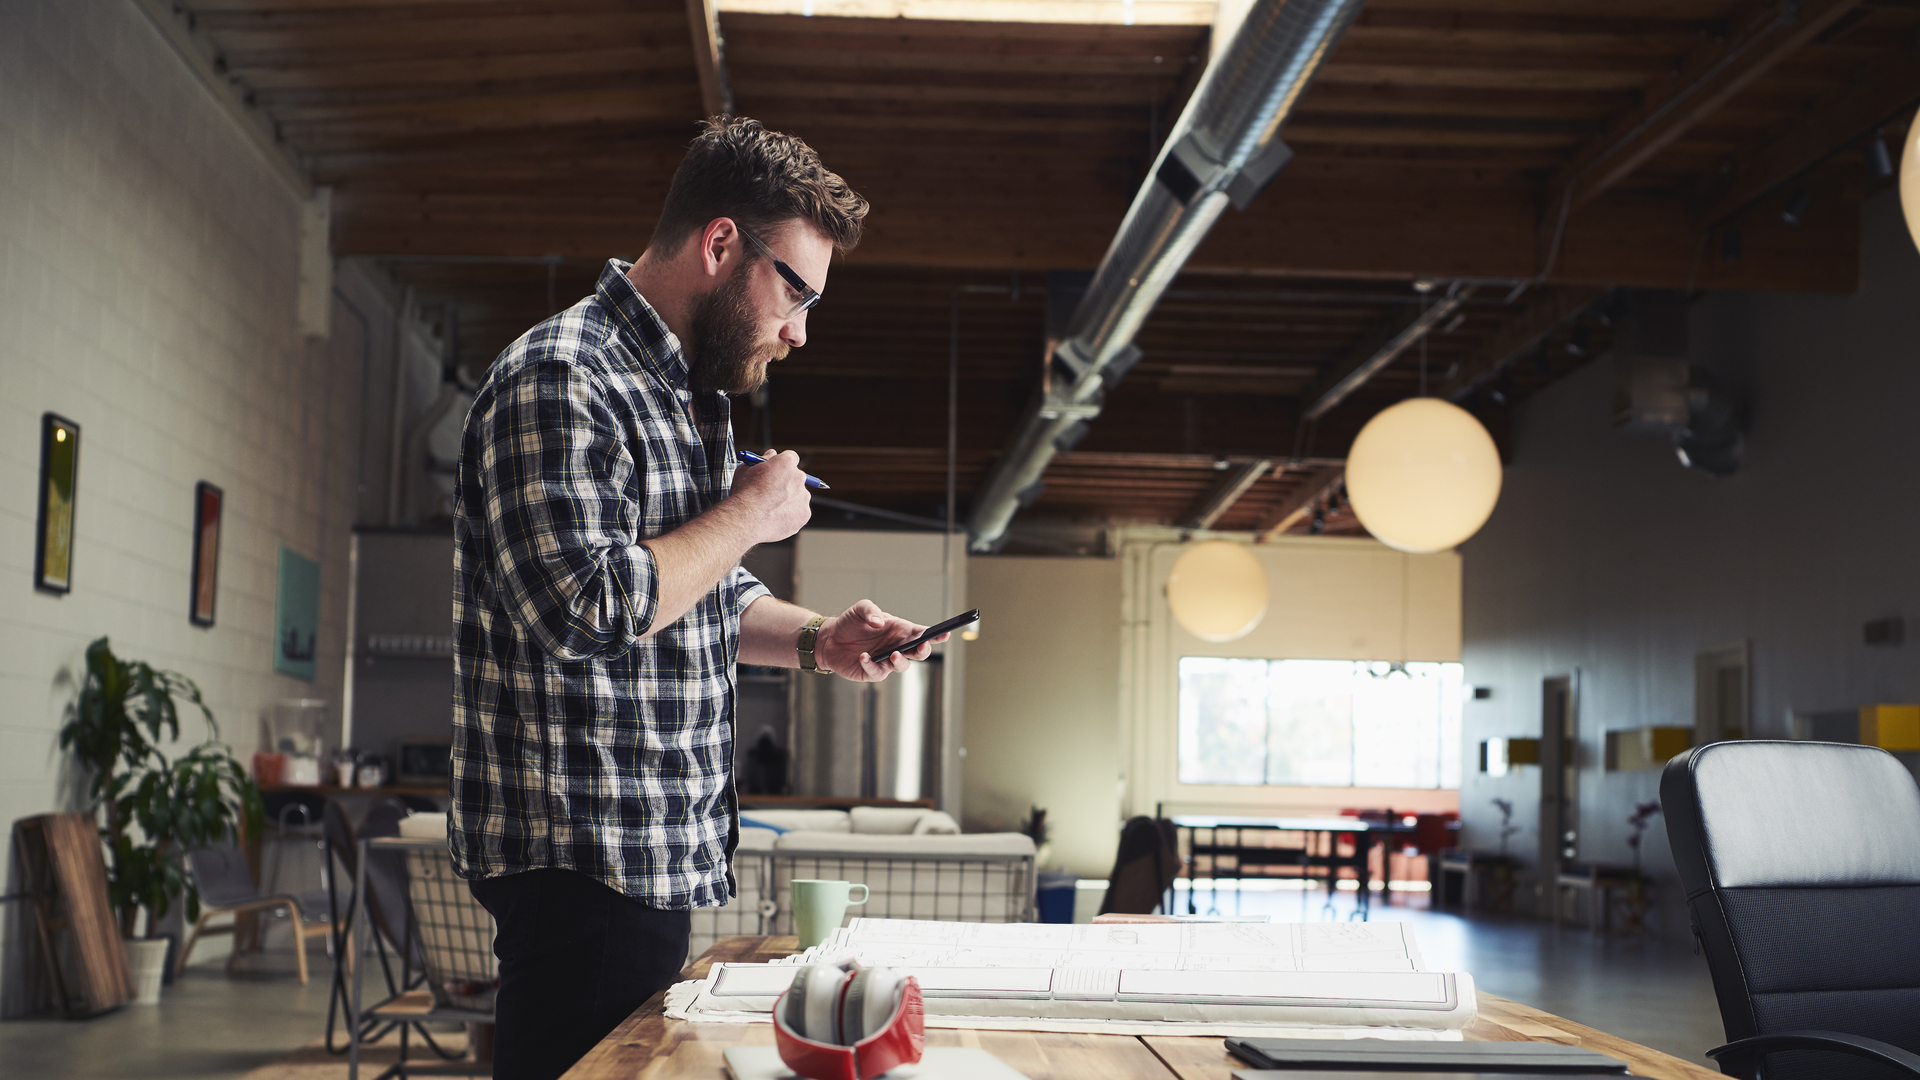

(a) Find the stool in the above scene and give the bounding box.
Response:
[1436,851,1517,912]
[1553,864,1648,935]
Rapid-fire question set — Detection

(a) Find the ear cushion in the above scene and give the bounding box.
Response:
[840,968,906,1045]
[784,964,853,1044]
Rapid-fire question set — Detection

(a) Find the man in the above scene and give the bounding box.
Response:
[450,117,941,1080]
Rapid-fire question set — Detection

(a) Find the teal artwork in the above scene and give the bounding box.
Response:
[275,547,320,681]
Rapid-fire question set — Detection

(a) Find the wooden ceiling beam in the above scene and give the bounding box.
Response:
[1185,459,1278,529]
[1345,10,1710,53]
[724,45,1186,75]
[1704,35,1920,224]
[199,12,688,52]
[335,172,1859,292]
[190,1,638,26]
[230,46,693,91]
[687,0,732,116]
[1254,466,1346,541]
[716,11,1203,45]
[256,70,692,112]
[277,90,704,143]
[189,0,565,9]
[732,78,1175,108]
[1293,87,1630,121]
[1546,0,1867,215]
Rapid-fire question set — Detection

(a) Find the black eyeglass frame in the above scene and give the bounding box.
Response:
[738,226,822,318]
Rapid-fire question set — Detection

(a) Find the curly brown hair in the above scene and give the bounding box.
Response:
[650,116,868,257]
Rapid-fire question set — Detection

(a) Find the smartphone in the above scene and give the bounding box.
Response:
[871,609,980,663]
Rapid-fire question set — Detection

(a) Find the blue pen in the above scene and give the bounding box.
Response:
[737,450,831,490]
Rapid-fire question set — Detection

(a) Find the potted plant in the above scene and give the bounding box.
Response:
[58,637,262,1003]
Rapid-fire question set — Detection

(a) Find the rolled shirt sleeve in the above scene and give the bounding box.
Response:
[474,357,661,661]
[725,564,771,629]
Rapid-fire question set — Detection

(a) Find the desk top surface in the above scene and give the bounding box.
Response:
[1170,815,1412,832]
[561,935,1720,1080]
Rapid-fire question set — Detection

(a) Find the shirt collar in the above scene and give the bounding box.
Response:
[597,259,690,390]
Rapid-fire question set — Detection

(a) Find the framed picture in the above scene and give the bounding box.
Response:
[190,482,223,627]
[275,546,320,681]
[34,413,80,595]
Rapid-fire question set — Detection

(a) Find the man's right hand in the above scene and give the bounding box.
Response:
[727,448,812,544]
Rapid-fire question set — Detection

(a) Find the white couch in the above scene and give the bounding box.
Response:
[690,807,1037,958]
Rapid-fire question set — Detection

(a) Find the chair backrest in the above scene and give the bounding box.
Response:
[186,842,262,910]
[360,799,426,966]
[1098,816,1181,915]
[1662,741,1920,1080]
[264,790,329,834]
[1409,813,1455,855]
[321,798,357,878]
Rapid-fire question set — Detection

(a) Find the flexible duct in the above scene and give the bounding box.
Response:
[966,0,1368,551]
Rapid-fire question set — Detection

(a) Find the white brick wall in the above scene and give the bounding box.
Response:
[0,2,371,1011]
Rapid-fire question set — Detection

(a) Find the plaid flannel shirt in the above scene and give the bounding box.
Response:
[450,259,769,908]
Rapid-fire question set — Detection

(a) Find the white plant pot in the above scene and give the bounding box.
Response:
[125,937,169,1005]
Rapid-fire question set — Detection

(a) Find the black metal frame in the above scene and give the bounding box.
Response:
[346,838,484,1079]
[1169,816,1408,921]
[34,412,80,595]
[1708,1030,1920,1079]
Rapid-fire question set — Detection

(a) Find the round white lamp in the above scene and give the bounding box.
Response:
[1167,540,1268,642]
[1345,397,1503,554]
[1902,108,1920,254]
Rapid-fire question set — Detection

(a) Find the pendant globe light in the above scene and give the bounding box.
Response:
[1345,397,1503,555]
[1902,108,1920,254]
[1167,540,1268,643]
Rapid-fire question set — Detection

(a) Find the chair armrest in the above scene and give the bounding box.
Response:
[1708,1030,1920,1079]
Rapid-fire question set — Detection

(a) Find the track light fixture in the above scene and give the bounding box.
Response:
[1780,188,1812,226]
[1865,136,1895,180]
[1564,325,1590,357]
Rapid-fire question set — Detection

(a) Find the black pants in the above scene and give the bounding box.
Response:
[470,868,691,1080]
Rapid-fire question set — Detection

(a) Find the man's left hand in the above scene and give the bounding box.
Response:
[816,599,944,682]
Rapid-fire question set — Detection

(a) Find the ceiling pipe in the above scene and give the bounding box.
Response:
[966,0,1369,552]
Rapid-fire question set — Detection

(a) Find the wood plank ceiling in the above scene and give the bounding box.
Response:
[163,0,1917,545]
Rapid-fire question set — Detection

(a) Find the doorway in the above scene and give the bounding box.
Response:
[1539,674,1579,913]
[1695,642,1749,743]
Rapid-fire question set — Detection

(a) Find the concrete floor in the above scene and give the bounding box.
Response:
[0,951,333,1080]
[0,893,1728,1078]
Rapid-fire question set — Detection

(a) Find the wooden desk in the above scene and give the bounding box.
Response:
[563,936,1721,1080]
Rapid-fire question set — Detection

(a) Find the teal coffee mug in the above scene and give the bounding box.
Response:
[791,879,870,948]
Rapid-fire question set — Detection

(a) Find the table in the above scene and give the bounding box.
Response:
[1170,815,1416,920]
[1555,864,1654,937]
[562,936,1723,1080]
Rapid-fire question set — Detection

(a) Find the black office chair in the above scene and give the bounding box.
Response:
[1662,740,1920,1079]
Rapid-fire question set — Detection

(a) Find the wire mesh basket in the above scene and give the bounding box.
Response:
[402,847,498,1012]
[688,849,1036,959]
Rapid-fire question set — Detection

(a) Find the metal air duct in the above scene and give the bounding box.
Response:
[966,0,1369,552]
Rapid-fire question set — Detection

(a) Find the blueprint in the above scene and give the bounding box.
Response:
[789,918,1428,973]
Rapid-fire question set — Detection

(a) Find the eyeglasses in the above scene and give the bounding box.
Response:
[738,226,822,319]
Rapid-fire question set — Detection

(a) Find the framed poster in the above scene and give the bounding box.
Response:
[274,546,320,681]
[34,413,80,595]
[190,482,223,626]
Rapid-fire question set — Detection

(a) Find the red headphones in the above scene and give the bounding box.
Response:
[773,961,925,1080]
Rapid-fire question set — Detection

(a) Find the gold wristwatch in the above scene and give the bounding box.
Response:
[797,615,832,675]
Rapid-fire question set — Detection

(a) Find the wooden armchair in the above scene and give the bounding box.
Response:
[177,840,334,983]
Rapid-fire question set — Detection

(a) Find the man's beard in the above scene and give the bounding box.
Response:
[687,261,787,395]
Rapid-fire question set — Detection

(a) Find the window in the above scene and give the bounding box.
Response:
[1178,658,1464,789]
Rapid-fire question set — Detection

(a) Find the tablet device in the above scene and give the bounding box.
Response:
[1223,1038,1631,1074]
